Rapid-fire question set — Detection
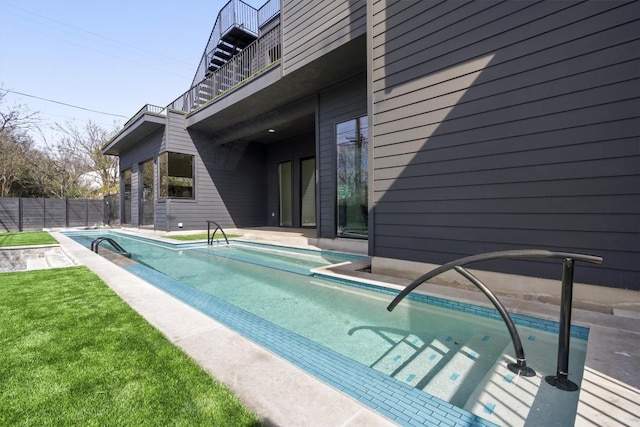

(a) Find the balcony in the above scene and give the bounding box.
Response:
[170,23,281,113]
[102,104,166,155]
[191,0,280,86]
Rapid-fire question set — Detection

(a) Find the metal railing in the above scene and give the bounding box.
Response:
[91,237,131,258]
[121,104,165,130]
[171,24,281,112]
[206,220,229,245]
[387,249,603,391]
[192,0,259,85]
[258,0,280,27]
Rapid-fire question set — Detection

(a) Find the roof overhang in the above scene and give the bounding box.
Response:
[102,113,166,156]
[185,35,366,142]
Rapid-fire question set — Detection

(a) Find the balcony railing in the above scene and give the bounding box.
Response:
[192,0,260,86]
[258,0,280,27]
[170,24,281,113]
[121,104,166,129]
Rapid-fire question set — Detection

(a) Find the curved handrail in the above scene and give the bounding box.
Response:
[454,266,534,376]
[387,249,603,388]
[388,250,602,311]
[206,220,229,245]
[91,237,131,258]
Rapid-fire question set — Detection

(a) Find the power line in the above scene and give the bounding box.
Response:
[2,89,129,119]
[0,1,193,69]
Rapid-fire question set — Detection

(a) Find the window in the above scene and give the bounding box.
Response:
[122,168,132,224]
[336,116,368,238]
[159,152,194,199]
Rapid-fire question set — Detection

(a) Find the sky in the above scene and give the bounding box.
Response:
[0,0,265,144]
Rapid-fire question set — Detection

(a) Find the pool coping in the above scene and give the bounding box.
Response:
[52,231,640,427]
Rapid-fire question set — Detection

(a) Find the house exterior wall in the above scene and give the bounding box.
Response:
[369,0,640,289]
[281,0,366,75]
[166,111,268,231]
[318,73,368,238]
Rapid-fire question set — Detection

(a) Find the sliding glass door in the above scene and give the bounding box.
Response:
[278,161,292,227]
[336,116,368,238]
[300,157,316,227]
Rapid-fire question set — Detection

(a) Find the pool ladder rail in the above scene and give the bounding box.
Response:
[206,220,229,245]
[387,249,603,392]
[90,237,132,258]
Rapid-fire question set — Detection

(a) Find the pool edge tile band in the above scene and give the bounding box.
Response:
[124,263,498,427]
[313,273,590,340]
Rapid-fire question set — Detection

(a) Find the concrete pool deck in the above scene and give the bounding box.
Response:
[7,230,638,426]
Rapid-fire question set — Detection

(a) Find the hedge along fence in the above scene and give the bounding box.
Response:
[0,198,104,233]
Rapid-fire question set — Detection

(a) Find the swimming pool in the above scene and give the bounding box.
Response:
[66,230,588,426]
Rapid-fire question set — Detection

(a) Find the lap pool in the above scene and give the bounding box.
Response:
[65,230,588,427]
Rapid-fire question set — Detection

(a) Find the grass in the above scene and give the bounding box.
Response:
[166,232,240,241]
[0,231,58,247]
[0,266,260,426]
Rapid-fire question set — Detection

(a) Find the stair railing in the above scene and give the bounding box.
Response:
[90,237,131,258]
[387,250,603,391]
[206,220,229,245]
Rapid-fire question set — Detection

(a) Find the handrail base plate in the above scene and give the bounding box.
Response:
[545,375,579,391]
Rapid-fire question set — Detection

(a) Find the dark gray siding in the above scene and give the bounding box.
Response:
[266,133,316,228]
[187,133,268,231]
[318,73,367,238]
[282,0,366,75]
[370,0,640,289]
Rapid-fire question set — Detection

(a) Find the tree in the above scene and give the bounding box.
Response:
[53,121,119,198]
[0,90,41,197]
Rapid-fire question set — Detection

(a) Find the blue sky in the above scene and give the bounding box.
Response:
[0,0,265,143]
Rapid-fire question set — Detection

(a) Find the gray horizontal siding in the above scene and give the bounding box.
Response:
[370,0,640,289]
[282,0,366,75]
[317,74,367,238]
[176,122,268,231]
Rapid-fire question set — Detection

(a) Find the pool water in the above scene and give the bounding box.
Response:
[66,231,588,427]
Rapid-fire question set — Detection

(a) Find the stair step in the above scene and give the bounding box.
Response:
[372,334,451,383]
[463,332,588,427]
[421,332,510,407]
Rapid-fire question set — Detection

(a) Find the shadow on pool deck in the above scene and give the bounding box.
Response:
[15,229,638,426]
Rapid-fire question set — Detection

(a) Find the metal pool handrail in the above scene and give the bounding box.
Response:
[206,220,229,245]
[90,237,131,258]
[387,249,603,390]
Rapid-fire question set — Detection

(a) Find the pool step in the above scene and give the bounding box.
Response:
[371,331,511,409]
[371,334,451,381]
[421,332,511,408]
[463,332,588,427]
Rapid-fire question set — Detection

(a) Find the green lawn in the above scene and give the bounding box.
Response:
[166,232,240,241]
[0,231,58,247]
[0,266,260,426]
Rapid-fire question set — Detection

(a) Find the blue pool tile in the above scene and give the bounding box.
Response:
[504,374,514,383]
[450,373,460,381]
[406,374,416,382]
[393,355,402,362]
[482,335,490,341]
[528,334,536,341]
[429,353,437,361]
[483,402,496,415]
